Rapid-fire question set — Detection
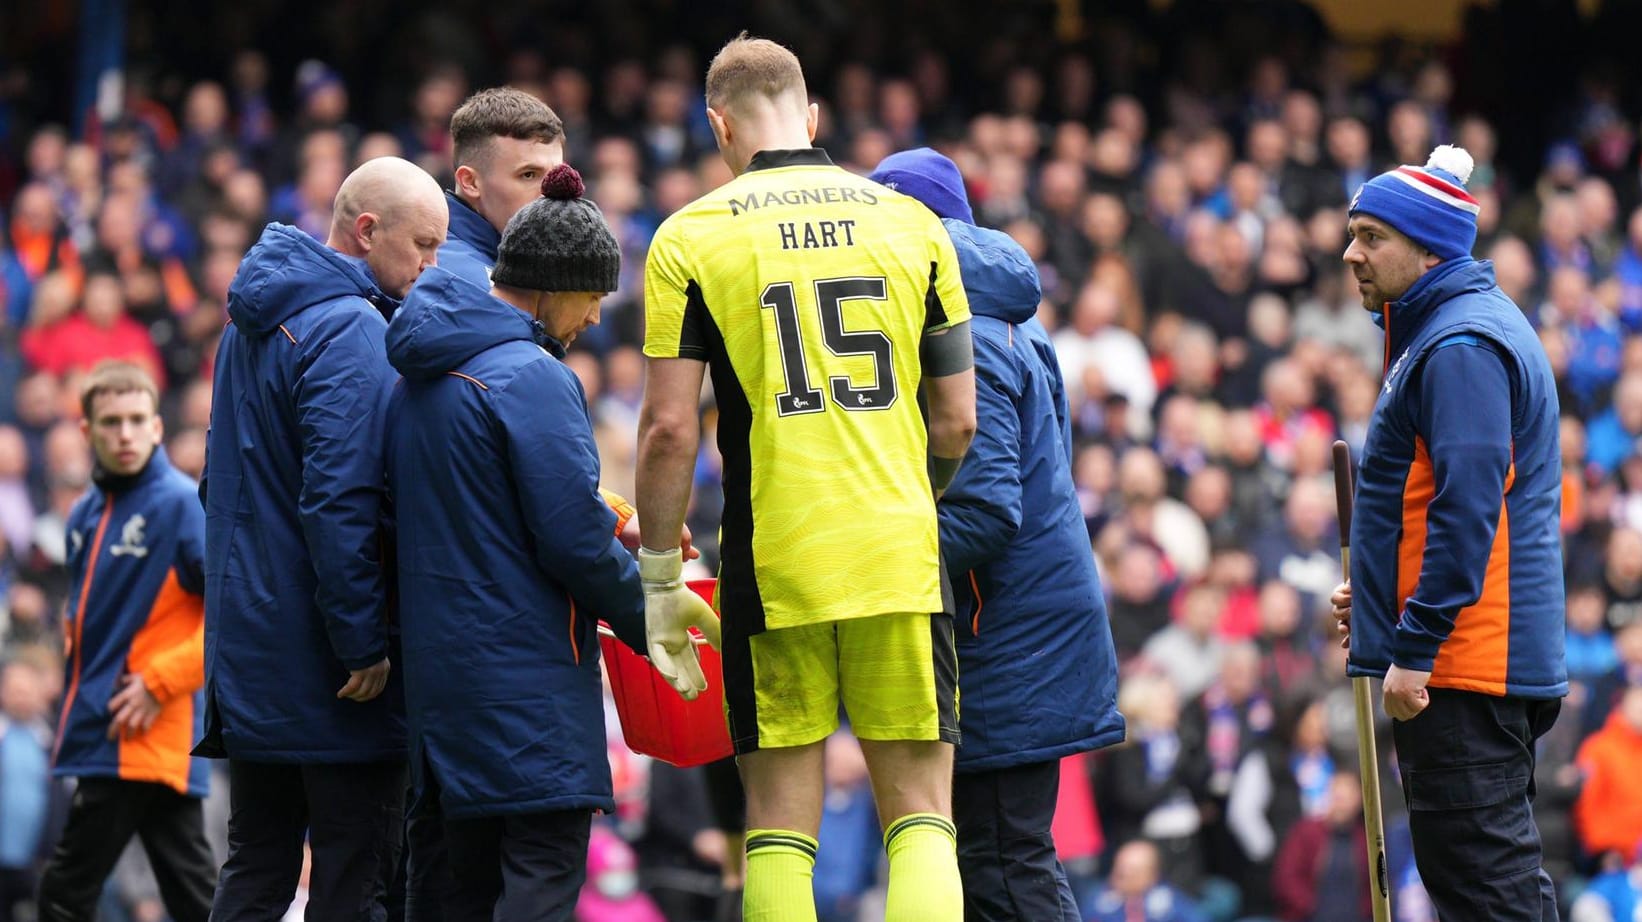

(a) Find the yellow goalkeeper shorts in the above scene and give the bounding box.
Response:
[720,612,959,753]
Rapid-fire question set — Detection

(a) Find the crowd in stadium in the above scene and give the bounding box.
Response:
[4,2,1642,921]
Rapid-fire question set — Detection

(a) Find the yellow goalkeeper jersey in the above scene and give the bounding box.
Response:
[644,148,971,632]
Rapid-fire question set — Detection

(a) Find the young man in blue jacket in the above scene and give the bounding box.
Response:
[1329,145,1567,920]
[438,87,564,290]
[870,148,1125,922]
[437,86,671,547]
[37,362,214,922]
[386,164,672,922]
[202,156,447,922]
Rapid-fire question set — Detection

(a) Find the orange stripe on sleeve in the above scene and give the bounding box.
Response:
[568,596,581,665]
[53,502,115,764]
[969,572,984,635]
[447,371,490,390]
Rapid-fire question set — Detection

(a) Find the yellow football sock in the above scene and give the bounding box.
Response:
[883,813,962,922]
[743,828,818,922]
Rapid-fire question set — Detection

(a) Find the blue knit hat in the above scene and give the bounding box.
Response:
[868,148,975,225]
[1349,145,1480,261]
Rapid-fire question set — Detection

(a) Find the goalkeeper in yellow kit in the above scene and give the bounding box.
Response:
[633,33,977,922]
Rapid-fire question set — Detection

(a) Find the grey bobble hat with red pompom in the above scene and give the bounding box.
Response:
[490,164,621,293]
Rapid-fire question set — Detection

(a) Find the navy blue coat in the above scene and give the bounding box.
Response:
[438,191,500,290]
[938,219,1126,772]
[385,266,646,818]
[200,223,405,762]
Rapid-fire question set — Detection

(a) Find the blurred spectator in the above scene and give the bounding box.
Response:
[1574,686,1642,863]
[813,732,880,922]
[1143,582,1227,708]
[1585,373,1642,475]
[1115,447,1209,581]
[0,657,65,922]
[1098,674,1207,893]
[1598,528,1642,632]
[1254,580,1317,698]
[1570,848,1642,922]
[633,762,723,920]
[1058,279,1156,433]
[1081,839,1207,922]
[1107,542,1172,662]
[395,65,466,178]
[1568,583,1621,684]
[1226,697,1337,891]
[7,182,79,291]
[0,426,32,557]
[158,82,231,200]
[576,825,666,922]
[1250,478,1341,613]
[21,271,166,389]
[1271,771,1373,922]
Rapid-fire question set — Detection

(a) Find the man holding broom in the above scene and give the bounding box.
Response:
[1329,144,1567,919]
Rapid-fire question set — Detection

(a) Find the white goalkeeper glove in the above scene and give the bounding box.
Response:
[637,547,723,700]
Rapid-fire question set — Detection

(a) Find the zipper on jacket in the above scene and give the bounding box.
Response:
[52,499,116,763]
[968,572,984,636]
[1381,302,1392,376]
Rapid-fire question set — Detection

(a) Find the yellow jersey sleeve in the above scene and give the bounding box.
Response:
[925,215,972,333]
[642,217,708,361]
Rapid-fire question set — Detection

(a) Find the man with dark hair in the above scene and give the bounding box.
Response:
[1331,144,1566,920]
[202,156,446,921]
[436,86,656,542]
[440,87,565,288]
[37,361,215,922]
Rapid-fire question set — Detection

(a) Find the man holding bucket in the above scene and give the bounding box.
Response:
[386,164,703,920]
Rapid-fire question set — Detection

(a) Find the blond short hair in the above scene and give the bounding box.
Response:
[704,33,807,114]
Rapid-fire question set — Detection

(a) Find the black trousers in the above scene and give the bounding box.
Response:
[36,777,215,922]
[210,759,406,922]
[952,759,1081,922]
[1392,688,1562,922]
[404,802,591,922]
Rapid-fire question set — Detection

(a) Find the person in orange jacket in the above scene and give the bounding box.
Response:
[36,361,214,922]
[1575,685,1642,861]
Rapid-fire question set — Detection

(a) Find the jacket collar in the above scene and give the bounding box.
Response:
[93,445,173,495]
[534,321,567,358]
[746,148,834,172]
[1376,257,1497,368]
[445,190,500,263]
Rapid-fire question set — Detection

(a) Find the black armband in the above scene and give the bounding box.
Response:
[920,319,974,377]
[930,455,963,492]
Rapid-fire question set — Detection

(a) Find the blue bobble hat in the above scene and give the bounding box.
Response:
[1349,145,1480,261]
[868,147,975,226]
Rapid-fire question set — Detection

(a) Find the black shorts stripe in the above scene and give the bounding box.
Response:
[721,613,761,755]
[931,613,960,745]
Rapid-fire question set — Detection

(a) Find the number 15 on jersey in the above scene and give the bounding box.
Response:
[762,275,899,417]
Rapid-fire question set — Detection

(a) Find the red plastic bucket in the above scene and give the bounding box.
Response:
[598,578,734,767]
